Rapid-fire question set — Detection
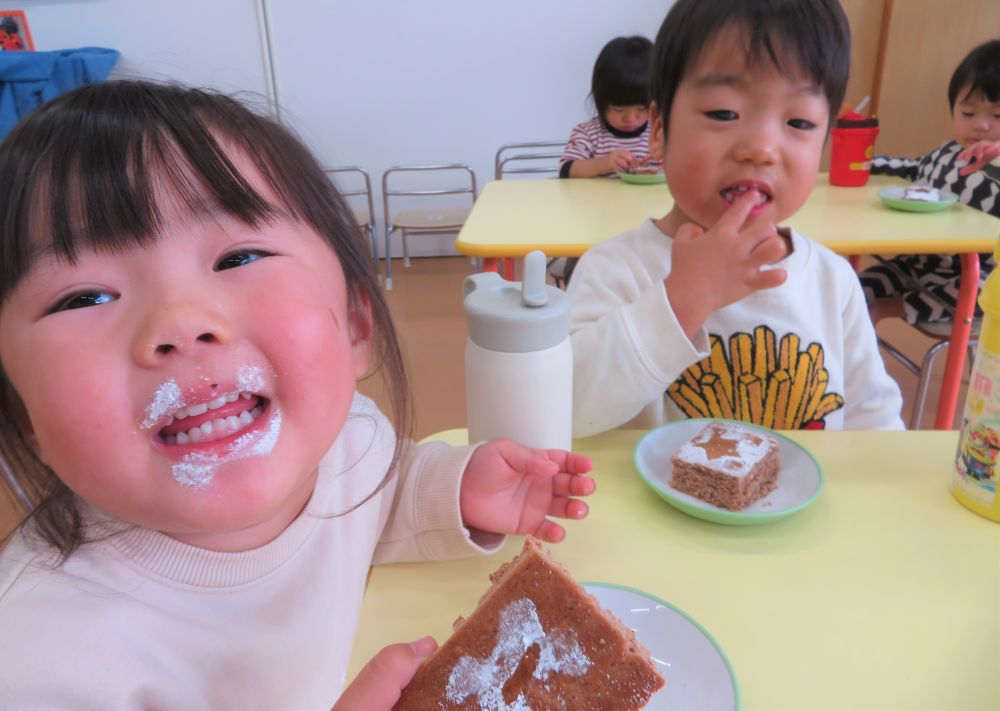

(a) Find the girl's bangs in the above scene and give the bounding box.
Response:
[1,88,286,300]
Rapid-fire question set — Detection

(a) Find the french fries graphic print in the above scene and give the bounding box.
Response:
[667,326,844,429]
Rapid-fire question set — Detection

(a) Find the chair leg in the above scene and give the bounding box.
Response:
[402,230,411,268]
[0,454,32,512]
[368,223,379,262]
[910,340,950,429]
[384,226,394,291]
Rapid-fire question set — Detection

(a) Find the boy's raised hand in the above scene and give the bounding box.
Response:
[332,637,437,710]
[957,139,1000,176]
[665,190,789,338]
[459,440,595,543]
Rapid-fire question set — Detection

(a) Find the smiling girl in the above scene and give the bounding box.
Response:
[0,81,594,709]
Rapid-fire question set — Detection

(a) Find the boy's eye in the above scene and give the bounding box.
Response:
[49,290,117,313]
[788,118,817,130]
[961,112,975,118]
[705,110,737,121]
[214,249,273,271]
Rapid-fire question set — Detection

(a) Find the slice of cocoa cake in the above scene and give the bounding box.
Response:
[670,420,780,510]
[394,536,664,710]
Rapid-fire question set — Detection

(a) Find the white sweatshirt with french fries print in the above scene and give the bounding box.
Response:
[568,219,905,437]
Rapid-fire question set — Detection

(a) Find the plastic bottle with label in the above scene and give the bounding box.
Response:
[463,250,572,450]
[952,243,1000,522]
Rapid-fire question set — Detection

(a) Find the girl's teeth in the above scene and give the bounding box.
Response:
[162,401,265,445]
[168,391,257,422]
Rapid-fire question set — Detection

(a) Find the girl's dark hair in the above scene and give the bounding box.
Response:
[650,0,850,138]
[0,80,411,560]
[948,39,1000,112]
[592,35,653,130]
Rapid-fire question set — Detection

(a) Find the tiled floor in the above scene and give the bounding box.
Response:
[0,255,969,540]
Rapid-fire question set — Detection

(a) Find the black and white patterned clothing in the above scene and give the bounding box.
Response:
[859,140,1000,323]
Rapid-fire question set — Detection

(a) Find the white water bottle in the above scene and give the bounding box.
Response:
[464,250,573,450]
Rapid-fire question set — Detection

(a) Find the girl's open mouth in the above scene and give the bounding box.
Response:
[159,391,269,445]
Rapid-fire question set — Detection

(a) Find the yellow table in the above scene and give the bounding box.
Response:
[456,176,1000,430]
[455,175,996,259]
[350,429,1000,709]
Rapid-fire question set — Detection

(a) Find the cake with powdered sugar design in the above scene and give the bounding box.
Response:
[393,536,663,710]
[902,186,941,202]
[670,421,781,511]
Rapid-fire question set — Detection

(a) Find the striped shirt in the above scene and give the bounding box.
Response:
[559,116,650,178]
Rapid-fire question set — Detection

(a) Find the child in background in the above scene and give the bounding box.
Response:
[861,39,1000,325]
[0,81,595,709]
[552,36,653,285]
[567,0,904,437]
[559,35,654,178]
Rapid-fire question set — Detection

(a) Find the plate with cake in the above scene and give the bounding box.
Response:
[582,582,740,710]
[878,186,958,212]
[633,418,824,525]
[395,537,667,710]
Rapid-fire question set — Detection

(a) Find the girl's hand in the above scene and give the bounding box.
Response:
[665,190,789,338]
[604,148,636,173]
[332,637,437,710]
[957,140,1000,176]
[459,441,595,543]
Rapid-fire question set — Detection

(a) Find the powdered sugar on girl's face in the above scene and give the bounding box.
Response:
[142,379,182,430]
[172,408,282,487]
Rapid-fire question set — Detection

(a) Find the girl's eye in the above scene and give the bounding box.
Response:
[961,112,975,118]
[49,290,117,313]
[705,110,737,121]
[214,249,272,271]
[788,118,817,130]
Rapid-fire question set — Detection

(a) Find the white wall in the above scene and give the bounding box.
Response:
[9,0,673,257]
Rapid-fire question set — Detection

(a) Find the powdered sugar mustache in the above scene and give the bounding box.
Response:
[140,365,282,488]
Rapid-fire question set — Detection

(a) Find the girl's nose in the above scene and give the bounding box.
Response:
[132,301,233,366]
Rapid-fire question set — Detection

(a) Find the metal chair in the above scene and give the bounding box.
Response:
[494,141,566,180]
[326,166,378,261]
[381,164,477,290]
[879,319,980,429]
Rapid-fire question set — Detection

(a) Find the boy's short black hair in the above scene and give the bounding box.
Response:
[948,39,1000,112]
[591,35,653,130]
[650,0,850,137]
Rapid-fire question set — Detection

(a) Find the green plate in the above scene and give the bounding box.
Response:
[633,418,825,525]
[878,187,958,212]
[618,171,666,185]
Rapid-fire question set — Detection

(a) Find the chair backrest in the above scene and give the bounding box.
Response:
[326,165,375,218]
[381,164,478,217]
[494,141,566,180]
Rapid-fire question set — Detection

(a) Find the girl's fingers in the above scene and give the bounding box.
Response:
[549,472,596,498]
[547,496,590,521]
[533,518,566,543]
[533,449,593,475]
